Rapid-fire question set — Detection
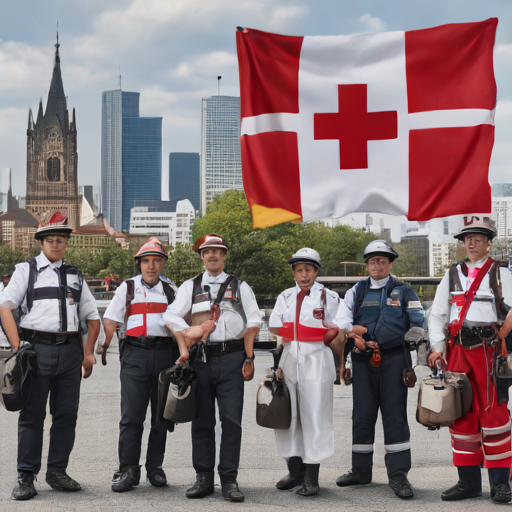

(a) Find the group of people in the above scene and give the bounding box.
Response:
[1,214,512,505]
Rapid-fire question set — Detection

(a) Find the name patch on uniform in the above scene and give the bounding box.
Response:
[387,298,401,307]
[361,301,379,307]
[313,308,324,320]
[407,301,422,309]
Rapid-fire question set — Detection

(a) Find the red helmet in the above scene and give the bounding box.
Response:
[134,237,168,260]
[35,212,73,240]
[192,234,228,253]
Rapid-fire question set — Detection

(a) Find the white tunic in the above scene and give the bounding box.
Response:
[429,257,512,354]
[269,281,339,463]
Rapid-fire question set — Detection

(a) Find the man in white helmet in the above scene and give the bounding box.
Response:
[269,248,341,497]
[428,216,512,504]
[333,240,424,499]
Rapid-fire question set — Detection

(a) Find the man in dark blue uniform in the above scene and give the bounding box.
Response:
[334,240,424,499]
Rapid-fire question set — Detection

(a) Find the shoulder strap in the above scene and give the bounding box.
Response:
[489,261,510,321]
[191,274,204,303]
[449,264,464,293]
[161,281,175,304]
[26,258,38,312]
[123,279,135,324]
[214,275,236,305]
[449,257,494,338]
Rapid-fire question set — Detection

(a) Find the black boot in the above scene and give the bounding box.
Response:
[488,468,512,503]
[441,466,482,501]
[388,471,414,499]
[336,467,372,486]
[46,468,81,492]
[111,466,141,493]
[186,472,214,499]
[276,457,306,490]
[147,468,167,487]
[221,476,244,502]
[297,464,320,497]
[11,471,37,501]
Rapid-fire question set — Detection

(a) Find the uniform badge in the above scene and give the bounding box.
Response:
[387,298,401,307]
[313,308,324,320]
[223,287,234,300]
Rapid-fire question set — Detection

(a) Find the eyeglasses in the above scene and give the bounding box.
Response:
[464,236,486,244]
[368,258,389,266]
[44,237,67,246]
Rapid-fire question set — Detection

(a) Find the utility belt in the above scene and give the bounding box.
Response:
[124,336,176,350]
[20,328,81,346]
[196,339,245,361]
[352,344,402,361]
[454,324,499,349]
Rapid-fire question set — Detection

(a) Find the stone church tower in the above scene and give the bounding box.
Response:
[26,34,80,228]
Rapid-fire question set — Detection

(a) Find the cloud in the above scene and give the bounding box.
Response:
[358,14,386,32]
[170,51,238,81]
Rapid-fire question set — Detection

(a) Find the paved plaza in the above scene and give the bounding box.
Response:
[0,335,507,511]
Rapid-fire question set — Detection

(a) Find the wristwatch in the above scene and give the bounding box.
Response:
[244,354,255,364]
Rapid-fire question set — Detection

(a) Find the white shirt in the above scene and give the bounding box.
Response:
[333,276,390,330]
[429,257,512,353]
[104,275,175,337]
[0,252,99,333]
[163,271,261,342]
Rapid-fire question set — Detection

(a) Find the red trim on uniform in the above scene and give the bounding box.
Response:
[453,447,483,467]
[279,322,294,343]
[125,302,167,337]
[452,439,481,453]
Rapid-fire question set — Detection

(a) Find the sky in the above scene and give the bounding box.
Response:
[1,0,511,207]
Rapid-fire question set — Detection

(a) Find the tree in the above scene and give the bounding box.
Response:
[165,243,204,286]
[0,246,26,276]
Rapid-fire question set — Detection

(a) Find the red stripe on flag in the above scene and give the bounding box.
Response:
[405,19,497,114]
[236,28,303,118]
[241,131,302,216]
[408,125,494,221]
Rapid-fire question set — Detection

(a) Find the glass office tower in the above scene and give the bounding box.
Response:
[169,152,200,213]
[200,96,242,215]
[101,90,162,231]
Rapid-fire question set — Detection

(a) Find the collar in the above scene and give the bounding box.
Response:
[370,275,390,289]
[294,281,321,296]
[36,251,62,271]
[202,271,228,285]
[466,256,489,269]
[141,278,160,289]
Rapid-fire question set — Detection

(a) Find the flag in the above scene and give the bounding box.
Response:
[236,19,497,229]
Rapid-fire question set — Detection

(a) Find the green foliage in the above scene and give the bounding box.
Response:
[0,246,26,276]
[165,243,204,286]
[191,190,376,297]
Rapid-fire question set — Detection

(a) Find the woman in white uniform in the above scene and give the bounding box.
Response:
[269,248,340,496]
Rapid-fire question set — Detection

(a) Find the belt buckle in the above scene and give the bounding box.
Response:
[55,335,68,345]
[221,342,228,352]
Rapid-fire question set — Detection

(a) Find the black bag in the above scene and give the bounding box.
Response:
[494,355,512,404]
[157,363,197,431]
[0,345,37,412]
[256,374,292,430]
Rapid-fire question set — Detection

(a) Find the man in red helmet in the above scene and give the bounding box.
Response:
[429,215,512,504]
[0,213,100,500]
[163,234,261,503]
[102,237,179,493]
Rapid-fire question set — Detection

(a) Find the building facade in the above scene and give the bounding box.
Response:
[129,199,195,246]
[26,37,80,228]
[200,96,242,215]
[492,183,512,197]
[0,169,11,213]
[169,152,200,212]
[493,197,512,239]
[101,90,162,232]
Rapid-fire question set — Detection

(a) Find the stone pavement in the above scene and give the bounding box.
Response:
[0,338,506,511]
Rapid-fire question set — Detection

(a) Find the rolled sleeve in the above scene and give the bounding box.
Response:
[79,281,100,321]
[428,271,450,353]
[162,280,193,332]
[240,281,261,329]
[0,263,29,310]
[103,281,128,324]
[333,286,355,330]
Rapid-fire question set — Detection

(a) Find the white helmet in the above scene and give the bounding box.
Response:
[288,248,321,268]
[363,240,398,262]
[454,215,496,241]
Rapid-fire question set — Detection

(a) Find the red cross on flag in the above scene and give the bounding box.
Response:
[236,19,497,229]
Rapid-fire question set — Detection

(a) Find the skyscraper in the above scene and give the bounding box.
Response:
[101,90,162,231]
[492,183,512,197]
[0,168,11,213]
[26,35,80,228]
[169,153,200,212]
[200,96,242,215]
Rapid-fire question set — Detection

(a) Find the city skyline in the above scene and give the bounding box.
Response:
[1,1,511,225]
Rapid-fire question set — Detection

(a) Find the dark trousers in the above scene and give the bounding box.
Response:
[119,342,179,470]
[352,350,411,477]
[192,351,245,479]
[18,342,82,474]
